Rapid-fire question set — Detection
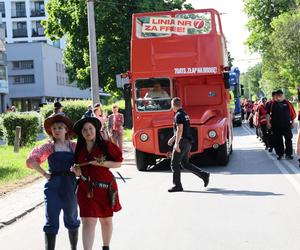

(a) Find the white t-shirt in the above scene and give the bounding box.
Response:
[146,89,169,99]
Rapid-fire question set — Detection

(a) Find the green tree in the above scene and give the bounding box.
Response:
[243,0,298,53]
[43,0,193,94]
[240,63,262,99]
[259,50,287,97]
[270,10,300,92]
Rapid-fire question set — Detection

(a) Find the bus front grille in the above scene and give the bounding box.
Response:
[158,127,198,153]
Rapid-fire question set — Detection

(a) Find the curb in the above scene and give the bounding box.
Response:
[0,201,44,228]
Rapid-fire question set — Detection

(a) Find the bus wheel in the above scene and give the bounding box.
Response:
[217,138,230,166]
[135,149,149,171]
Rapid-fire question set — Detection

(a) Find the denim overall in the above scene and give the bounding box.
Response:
[43,145,80,234]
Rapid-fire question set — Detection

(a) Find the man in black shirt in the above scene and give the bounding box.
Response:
[266,90,296,160]
[167,97,210,192]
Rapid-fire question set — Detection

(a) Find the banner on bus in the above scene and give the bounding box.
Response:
[142,16,206,35]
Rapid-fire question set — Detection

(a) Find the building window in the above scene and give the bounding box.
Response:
[12,22,28,38]
[2,22,6,37]
[0,52,6,63]
[32,21,44,37]
[31,1,45,17]
[12,60,34,69]
[0,65,6,80]
[53,40,61,49]
[0,2,5,18]
[11,2,27,18]
[13,75,35,84]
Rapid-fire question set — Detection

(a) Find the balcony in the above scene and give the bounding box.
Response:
[13,29,28,38]
[11,9,27,18]
[30,9,45,17]
[32,28,44,37]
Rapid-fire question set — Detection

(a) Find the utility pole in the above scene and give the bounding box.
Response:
[87,0,100,105]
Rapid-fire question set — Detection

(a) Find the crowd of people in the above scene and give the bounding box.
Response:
[240,90,298,162]
[55,101,124,150]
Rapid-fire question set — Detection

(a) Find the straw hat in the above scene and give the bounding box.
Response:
[44,113,73,136]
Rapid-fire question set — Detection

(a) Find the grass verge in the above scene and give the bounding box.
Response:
[0,140,47,189]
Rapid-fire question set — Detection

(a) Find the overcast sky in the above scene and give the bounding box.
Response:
[186,0,261,72]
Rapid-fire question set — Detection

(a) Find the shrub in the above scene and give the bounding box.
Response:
[2,112,41,146]
[40,100,125,122]
[40,100,91,123]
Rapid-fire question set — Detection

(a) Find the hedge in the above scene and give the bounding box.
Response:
[2,112,41,146]
[40,100,125,124]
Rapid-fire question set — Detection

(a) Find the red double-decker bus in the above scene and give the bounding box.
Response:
[129,9,233,171]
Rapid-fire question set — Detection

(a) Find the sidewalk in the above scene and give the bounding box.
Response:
[0,141,133,230]
[0,180,44,228]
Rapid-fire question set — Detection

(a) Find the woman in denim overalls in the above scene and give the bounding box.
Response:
[27,113,80,250]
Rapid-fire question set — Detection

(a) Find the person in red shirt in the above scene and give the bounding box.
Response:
[71,116,123,250]
[295,109,300,167]
[108,104,124,150]
[245,100,254,127]
[257,97,268,149]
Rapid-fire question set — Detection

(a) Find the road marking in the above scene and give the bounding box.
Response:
[241,124,300,197]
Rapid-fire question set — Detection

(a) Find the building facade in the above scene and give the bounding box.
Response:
[0,0,63,47]
[0,16,8,113]
[7,42,90,111]
[0,0,94,112]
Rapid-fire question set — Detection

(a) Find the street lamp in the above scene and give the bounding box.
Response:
[87,0,100,105]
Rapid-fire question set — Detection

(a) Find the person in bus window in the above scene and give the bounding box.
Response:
[144,81,170,99]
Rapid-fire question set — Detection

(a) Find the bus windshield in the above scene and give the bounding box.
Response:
[134,78,172,112]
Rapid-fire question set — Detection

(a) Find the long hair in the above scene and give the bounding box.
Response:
[74,125,111,163]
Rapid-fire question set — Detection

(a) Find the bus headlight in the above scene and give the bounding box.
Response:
[140,133,149,142]
[208,130,217,138]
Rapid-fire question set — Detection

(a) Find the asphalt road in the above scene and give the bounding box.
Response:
[1,123,300,250]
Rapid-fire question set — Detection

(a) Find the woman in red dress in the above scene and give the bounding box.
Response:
[71,116,123,250]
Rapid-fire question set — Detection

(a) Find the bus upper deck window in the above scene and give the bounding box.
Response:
[134,78,172,112]
[175,12,212,35]
[136,16,171,38]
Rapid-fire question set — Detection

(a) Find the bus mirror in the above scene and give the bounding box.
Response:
[116,73,130,89]
[223,72,230,89]
[240,85,244,96]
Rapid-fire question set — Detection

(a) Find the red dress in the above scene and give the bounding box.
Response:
[77,141,123,218]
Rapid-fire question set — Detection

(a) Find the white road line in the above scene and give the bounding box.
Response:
[241,124,300,197]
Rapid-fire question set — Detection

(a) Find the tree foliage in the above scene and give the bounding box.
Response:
[240,63,262,99]
[243,0,297,53]
[270,10,300,91]
[243,0,300,98]
[42,0,193,95]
